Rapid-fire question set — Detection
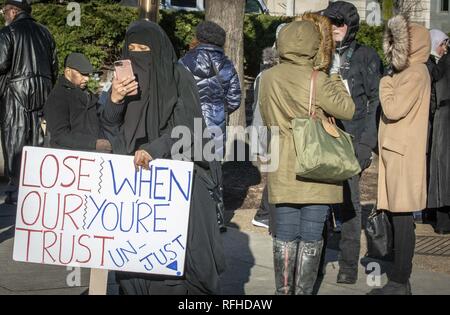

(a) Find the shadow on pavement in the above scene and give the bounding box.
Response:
[219,227,256,295]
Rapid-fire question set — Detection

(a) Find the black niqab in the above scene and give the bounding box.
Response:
[121,20,178,153]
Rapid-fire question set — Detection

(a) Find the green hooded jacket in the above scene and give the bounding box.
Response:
[260,17,356,205]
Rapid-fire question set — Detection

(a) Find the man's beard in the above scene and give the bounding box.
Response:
[5,20,11,26]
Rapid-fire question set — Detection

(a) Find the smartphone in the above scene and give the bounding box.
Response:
[114,59,138,96]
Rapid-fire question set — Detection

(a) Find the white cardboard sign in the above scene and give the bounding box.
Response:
[13,146,193,276]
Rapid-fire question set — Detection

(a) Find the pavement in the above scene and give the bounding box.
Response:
[1,190,450,295]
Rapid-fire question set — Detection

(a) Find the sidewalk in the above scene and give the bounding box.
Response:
[2,196,450,295]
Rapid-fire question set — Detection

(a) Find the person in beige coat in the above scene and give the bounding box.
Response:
[259,13,355,295]
[370,15,431,295]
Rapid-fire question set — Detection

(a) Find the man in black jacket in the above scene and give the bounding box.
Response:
[322,1,383,284]
[44,53,112,153]
[0,0,58,204]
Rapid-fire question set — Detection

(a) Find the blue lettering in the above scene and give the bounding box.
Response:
[140,254,154,271]
[108,249,126,268]
[109,160,137,195]
[119,241,138,262]
[137,202,152,233]
[164,243,177,261]
[119,201,135,232]
[153,167,169,200]
[172,234,185,250]
[169,170,192,202]
[87,197,107,229]
[102,202,119,231]
[154,204,169,232]
[139,165,152,199]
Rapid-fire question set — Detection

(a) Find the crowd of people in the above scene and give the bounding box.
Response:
[0,0,448,295]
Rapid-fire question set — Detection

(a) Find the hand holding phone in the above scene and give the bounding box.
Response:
[111,60,139,103]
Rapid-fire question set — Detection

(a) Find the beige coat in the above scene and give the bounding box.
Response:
[259,14,355,205]
[378,17,431,212]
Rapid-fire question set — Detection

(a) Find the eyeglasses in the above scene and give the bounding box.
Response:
[330,18,345,27]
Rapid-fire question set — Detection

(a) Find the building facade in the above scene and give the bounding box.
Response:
[265,0,450,32]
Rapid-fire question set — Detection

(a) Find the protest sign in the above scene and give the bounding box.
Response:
[13,147,194,277]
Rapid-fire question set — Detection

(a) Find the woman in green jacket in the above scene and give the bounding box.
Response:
[259,13,355,295]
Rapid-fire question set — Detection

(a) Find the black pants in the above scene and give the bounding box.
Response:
[389,212,415,284]
[338,174,361,276]
[254,185,276,233]
[436,206,450,231]
[255,185,271,218]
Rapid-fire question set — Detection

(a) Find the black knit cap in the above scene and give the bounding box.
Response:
[4,0,31,13]
[196,21,226,47]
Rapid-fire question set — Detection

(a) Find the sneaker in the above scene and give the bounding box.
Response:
[252,217,269,229]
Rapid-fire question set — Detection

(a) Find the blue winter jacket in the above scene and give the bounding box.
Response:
[179,44,241,134]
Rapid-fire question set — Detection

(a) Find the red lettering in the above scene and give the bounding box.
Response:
[21,150,40,188]
[94,235,114,267]
[58,233,75,265]
[77,158,95,192]
[40,154,59,189]
[61,156,79,188]
[42,230,57,263]
[62,194,83,231]
[41,192,60,230]
[76,234,92,264]
[20,191,41,226]
[16,228,42,262]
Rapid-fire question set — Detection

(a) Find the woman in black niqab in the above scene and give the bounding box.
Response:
[102,20,226,295]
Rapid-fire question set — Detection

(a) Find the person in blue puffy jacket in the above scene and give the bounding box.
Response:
[179,21,241,159]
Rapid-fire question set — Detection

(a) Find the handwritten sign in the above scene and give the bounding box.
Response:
[13,147,193,277]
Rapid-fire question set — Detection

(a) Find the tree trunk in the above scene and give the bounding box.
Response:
[205,0,246,128]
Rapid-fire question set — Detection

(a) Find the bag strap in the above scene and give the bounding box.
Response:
[309,70,318,116]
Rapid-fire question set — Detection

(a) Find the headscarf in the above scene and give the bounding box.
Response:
[121,20,178,153]
[430,29,449,60]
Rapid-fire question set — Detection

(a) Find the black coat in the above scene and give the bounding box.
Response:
[44,76,103,151]
[102,63,226,295]
[427,53,450,208]
[0,12,58,180]
[338,41,383,170]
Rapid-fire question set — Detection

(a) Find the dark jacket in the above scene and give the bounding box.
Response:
[0,12,58,179]
[426,56,439,116]
[44,76,103,151]
[338,41,383,169]
[102,63,226,294]
[179,43,241,133]
[427,52,450,208]
[324,1,382,169]
[432,52,450,106]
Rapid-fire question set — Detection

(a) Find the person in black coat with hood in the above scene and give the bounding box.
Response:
[322,1,383,285]
[427,30,450,234]
[0,0,58,204]
[101,20,226,295]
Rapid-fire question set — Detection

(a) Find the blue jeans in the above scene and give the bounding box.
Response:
[275,204,330,242]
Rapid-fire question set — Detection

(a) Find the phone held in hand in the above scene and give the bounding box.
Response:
[114,59,138,96]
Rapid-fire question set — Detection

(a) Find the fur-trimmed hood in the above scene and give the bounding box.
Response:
[277,13,334,71]
[383,15,431,72]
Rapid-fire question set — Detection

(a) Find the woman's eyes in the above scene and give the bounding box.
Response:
[129,45,150,51]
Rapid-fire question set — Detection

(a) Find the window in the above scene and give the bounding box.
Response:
[442,0,449,12]
[171,0,197,8]
[246,0,263,13]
